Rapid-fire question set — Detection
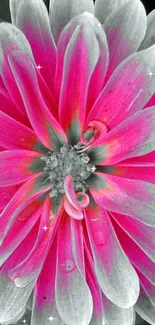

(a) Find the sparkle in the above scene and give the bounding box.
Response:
[36,64,42,70]
[47,315,55,322]
[43,226,48,231]
[149,71,153,76]
[22,320,27,324]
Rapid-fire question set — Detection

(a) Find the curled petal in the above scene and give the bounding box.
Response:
[64,175,89,210]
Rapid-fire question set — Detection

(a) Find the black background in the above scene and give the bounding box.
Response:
[0,0,154,325]
[0,0,154,22]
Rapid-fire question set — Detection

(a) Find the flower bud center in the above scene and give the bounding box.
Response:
[42,144,96,198]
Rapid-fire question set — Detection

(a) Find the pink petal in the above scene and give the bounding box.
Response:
[88,108,155,166]
[55,213,93,325]
[86,45,155,130]
[118,150,155,166]
[0,23,33,121]
[49,0,94,43]
[16,0,57,96]
[8,194,63,287]
[104,0,146,80]
[55,13,109,109]
[85,203,139,307]
[0,82,29,126]
[59,23,99,143]
[113,219,155,284]
[112,212,155,262]
[31,237,64,325]
[0,150,43,186]
[0,111,39,150]
[88,172,155,227]
[0,202,42,267]
[107,165,155,183]
[0,174,52,244]
[8,50,67,150]
[0,184,21,211]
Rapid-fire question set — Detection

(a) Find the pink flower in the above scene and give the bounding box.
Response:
[0,0,155,324]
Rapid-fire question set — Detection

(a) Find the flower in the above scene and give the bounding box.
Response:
[0,0,155,324]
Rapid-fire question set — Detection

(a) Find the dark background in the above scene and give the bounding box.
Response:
[0,0,154,22]
[0,0,154,325]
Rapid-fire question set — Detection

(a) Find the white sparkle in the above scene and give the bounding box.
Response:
[149,71,153,76]
[47,315,55,322]
[43,225,48,231]
[36,64,42,70]
[22,320,27,324]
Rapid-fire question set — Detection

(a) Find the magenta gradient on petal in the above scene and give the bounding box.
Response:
[1,1,155,324]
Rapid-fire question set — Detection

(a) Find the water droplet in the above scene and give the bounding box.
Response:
[64,259,75,273]
[93,231,105,246]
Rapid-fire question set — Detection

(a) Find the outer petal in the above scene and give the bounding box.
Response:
[0,150,42,186]
[0,174,52,244]
[88,108,155,166]
[8,50,67,150]
[59,24,99,143]
[9,0,22,25]
[137,270,155,306]
[49,0,94,43]
[135,287,155,325]
[0,111,40,150]
[112,212,155,262]
[16,0,57,94]
[106,165,155,184]
[140,9,155,50]
[104,0,146,80]
[0,185,20,212]
[88,172,155,227]
[86,45,155,129]
[118,150,155,166]
[102,293,134,325]
[8,195,63,287]
[0,222,39,323]
[31,238,64,325]
[85,202,139,308]
[95,0,127,24]
[55,213,93,325]
[55,13,109,110]
[0,203,42,266]
[113,219,155,284]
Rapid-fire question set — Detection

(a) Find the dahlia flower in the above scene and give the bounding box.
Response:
[0,0,155,324]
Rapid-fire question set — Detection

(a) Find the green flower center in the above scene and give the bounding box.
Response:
[41,144,96,197]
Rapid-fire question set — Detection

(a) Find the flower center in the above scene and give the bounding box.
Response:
[41,144,96,198]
